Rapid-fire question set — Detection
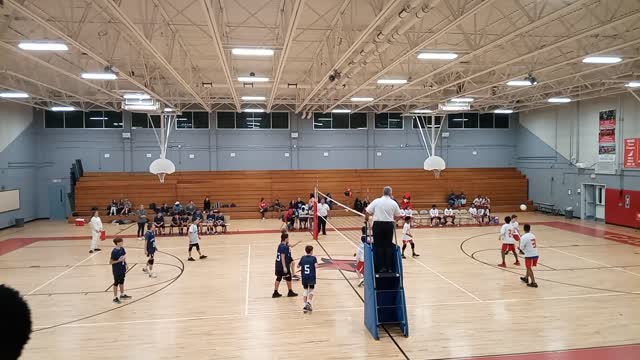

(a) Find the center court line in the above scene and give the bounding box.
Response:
[28,252,100,295]
[546,247,640,278]
[244,245,251,316]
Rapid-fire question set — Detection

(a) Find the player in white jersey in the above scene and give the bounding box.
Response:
[401,213,419,259]
[354,226,371,287]
[498,216,520,268]
[518,224,539,288]
[510,214,524,255]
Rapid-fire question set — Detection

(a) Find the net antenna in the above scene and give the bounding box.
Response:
[412,113,446,178]
[148,109,178,183]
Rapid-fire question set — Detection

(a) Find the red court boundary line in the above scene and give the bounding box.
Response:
[452,343,640,360]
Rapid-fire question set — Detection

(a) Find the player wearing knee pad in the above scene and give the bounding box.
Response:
[298,245,318,313]
[143,223,158,278]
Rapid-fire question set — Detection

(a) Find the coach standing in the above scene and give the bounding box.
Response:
[365,186,401,273]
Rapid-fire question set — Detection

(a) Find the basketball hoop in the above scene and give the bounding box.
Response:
[148,112,177,183]
[413,114,447,179]
[424,155,446,179]
[149,157,175,183]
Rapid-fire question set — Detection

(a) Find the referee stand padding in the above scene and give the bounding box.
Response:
[364,242,409,339]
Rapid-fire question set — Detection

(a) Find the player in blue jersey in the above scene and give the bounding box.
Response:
[143,223,158,278]
[272,231,298,298]
[298,245,318,313]
[109,238,132,304]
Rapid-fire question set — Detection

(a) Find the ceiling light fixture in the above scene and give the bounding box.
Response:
[377,79,408,84]
[89,117,108,120]
[51,106,75,111]
[0,92,30,98]
[238,76,269,82]
[506,80,533,86]
[583,56,622,64]
[124,104,158,111]
[243,108,265,112]
[231,48,274,56]
[417,52,458,60]
[351,97,374,102]
[625,81,640,88]
[241,96,266,101]
[494,109,514,114]
[332,109,351,113]
[440,105,469,111]
[451,97,474,102]
[81,72,117,80]
[548,97,572,103]
[411,109,433,113]
[18,41,68,51]
[123,93,151,99]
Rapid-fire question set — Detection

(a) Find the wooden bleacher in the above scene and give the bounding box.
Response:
[72,168,531,222]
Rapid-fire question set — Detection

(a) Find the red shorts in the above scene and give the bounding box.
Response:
[501,244,516,252]
[402,238,413,244]
[525,256,539,269]
[356,261,364,274]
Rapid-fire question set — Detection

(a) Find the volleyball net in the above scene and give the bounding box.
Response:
[313,187,369,245]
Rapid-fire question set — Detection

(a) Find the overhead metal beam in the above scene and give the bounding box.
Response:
[0,98,50,111]
[384,8,640,111]
[0,84,75,109]
[354,0,596,111]
[326,0,496,112]
[201,0,241,111]
[0,41,121,99]
[98,0,208,110]
[296,0,402,112]
[267,0,305,112]
[5,0,172,106]
[3,70,118,111]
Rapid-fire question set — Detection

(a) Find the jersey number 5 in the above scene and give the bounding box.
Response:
[304,265,310,274]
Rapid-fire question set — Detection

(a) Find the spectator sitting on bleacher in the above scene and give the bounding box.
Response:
[259,198,269,220]
[483,195,491,209]
[122,200,131,216]
[159,203,169,215]
[458,192,467,207]
[214,211,226,234]
[206,210,216,234]
[477,206,487,225]
[443,206,455,226]
[173,201,183,215]
[325,193,334,210]
[295,197,306,211]
[448,192,456,208]
[185,201,197,215]
[401,193,413,210]
[429,205,442,227]
[273,199,284,211]
[171,214,181,235]
[298,205,309,229]
[154,213,165,235]
[109,200,118,216]
[284,206,296,231]
[482,207,491,224]
[353,198,364,213]
[192,209,204,234]
[180,213,190,234]
[473,195,481,207]
[469,204,480,224]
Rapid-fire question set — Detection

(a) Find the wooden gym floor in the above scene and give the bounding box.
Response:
[1,213,639,359]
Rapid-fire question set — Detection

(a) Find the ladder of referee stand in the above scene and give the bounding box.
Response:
[363,243,409,340]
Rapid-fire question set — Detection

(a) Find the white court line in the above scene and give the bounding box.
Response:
[410,257,483,302]
[244,245,251,316]
[34,290,640,329]
[28,252,99,295]
[547,247,640,278]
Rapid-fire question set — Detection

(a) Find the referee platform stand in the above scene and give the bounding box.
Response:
[363,241,409,340]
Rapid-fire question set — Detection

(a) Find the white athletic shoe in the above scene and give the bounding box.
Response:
[149,272,157,278]
[142,268,148,273]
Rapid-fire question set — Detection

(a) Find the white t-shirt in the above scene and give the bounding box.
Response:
[469,207,477,216]
[90,216,103,233]
[444,208,454,216]
[500,224,515,244]
[429,208,439,217]
[366,196,401,222]
[356,243,365,262]
[519,232,539,257]
[188,224,199,244]
[478,208,486,216]
[511,221,520,238]
[402,223,412,241]
[317,203,330,217]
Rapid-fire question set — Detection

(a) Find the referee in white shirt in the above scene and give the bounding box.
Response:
[317,198,330,235]
[365,186,402,273]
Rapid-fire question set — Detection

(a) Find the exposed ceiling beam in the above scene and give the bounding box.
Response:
[354,0,596,111]
[0,98,51,111]
[267,0,305,112]
[5,0,172,106]
[384,7,640,111]
[0,84,75,109]
[518,88,630,113]
[0,41,121,99]
[201,0,241,111]
[296,0,403,112]
[325,0,495,112]
[98,0,208,110]
[3,70,118,111]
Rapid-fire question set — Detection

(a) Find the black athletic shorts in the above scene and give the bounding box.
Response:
[302,283,315,289]
[113,273,125,286]
[189,243,200,251]
[275,269,292,282]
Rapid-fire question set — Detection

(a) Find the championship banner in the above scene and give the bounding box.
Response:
[596,109,616,173]
[624,138,640,169]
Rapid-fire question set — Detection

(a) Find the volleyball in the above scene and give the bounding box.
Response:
[520,204,527,211]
